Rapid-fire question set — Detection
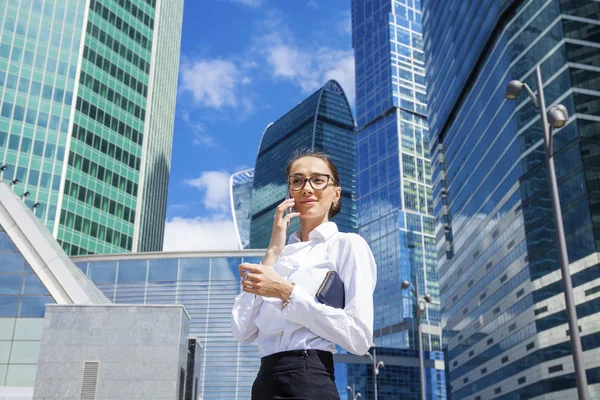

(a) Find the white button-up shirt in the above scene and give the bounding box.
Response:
[231,222,377,357]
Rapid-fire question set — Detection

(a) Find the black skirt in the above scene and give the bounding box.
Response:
[252,349,341,400]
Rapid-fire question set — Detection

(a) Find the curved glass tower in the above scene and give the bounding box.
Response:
[422,0,600,398]
[248,80,356,249]
[230,168,254,249]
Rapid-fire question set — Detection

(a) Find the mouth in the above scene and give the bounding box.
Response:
[301,200,318,204]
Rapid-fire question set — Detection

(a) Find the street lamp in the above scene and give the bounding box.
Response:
[401,279,432,400]
[365,348,384,400]
[346,385,361,400]
[505,64,589,400]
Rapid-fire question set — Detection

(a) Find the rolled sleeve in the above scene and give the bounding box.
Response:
[231,292,263,343]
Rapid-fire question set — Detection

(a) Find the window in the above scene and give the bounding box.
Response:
[548,365,563,373]
[518,377,526,384]
[481,368,487,374]
[501,356,508,363]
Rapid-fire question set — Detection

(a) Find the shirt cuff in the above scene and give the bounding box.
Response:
[236,293,261,321]
[280,286,321,328]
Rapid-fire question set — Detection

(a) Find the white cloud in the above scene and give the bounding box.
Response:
[230,0,264,7]
[306,0,318,9]
[179,58,244,109]
[185,171,232,213]
[339,10,352,36]
[255,21,356,105]
[190,122,217,147]
[163,216,239,251]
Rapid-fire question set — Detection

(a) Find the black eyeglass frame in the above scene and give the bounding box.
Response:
[286,174,337,191]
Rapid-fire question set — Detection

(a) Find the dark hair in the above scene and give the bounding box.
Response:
[286,149,342,219]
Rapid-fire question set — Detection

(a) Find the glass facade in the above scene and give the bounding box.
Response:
[0,222,54,387]
[422,0,600,398]
[352,0,442,355]
[344,348,445,400]
[231,168,254,249]
[0,0,183,256]
[75,252,265,400]
[248,80,357,249]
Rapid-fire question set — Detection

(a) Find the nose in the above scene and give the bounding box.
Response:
[301,179,313,194]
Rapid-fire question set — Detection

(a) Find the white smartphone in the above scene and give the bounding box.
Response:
[285,192,293,227]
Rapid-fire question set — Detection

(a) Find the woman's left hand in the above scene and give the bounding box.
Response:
[239,263,293,301]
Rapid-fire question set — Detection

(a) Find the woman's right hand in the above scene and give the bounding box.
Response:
[262,198,300,265]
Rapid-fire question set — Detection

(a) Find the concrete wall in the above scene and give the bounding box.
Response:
[33,304,191,400]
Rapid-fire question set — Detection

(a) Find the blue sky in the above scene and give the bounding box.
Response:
[163,0,355,250]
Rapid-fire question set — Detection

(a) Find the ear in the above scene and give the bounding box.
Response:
[335,186,342,202]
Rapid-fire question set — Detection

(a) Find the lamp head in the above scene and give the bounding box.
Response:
[21,191,30,198]
[0,165,7,172]
[401,280,410,290]
[33,202,41,209]
[346,386,352,392]
[10,179,20,185]
[505,80,524,100]
[424,294,433,303]
[548,105,568,128]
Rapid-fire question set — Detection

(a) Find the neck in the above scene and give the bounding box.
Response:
[299,215,329,241]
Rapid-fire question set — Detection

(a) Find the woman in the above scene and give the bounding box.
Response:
[231,150,377,400]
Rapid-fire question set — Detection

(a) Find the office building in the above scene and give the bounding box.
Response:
[74,251,267,400]
[351,0,443,362]
[422,0,600,398]
[230,168,254,249]
[0,0,183,256]
[248,80,357,249]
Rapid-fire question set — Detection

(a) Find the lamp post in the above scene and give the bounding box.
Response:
[401,275,432,400]
[505,64,589,400]
[346,385,361,400]
[365,347,384,400]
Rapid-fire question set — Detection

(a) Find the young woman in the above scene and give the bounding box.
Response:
[231,150,377,400]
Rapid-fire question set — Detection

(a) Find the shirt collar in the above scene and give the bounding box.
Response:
[288,222,338,244]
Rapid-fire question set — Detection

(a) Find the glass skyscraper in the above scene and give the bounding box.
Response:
[351,1,445,398]
[0,0,183,256]
[230,168,254,249]
[422,0,600,398]
[248,80,357,249]
[352,0,442,354]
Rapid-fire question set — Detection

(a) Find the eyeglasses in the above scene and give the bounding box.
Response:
[287,174,336,191]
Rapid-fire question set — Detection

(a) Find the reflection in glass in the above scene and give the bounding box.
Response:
[117,259,148,282]
[179,258,210,281]
[0,296,19,317]
[0,274,22,295]
[87,261,117,283]
[18,296,55,317]
[148,259,178,282]
[0,254,26,273]
[21,274,49,295]
[211,258,242,280]
[0,231,18,253]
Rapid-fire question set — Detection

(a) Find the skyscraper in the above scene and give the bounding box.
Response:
[352,0,441,351]
[0,0,183,256]
[230,168,254,249]
[248,80,356,249]
[350,0,445,398]
[422,0,600,398]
